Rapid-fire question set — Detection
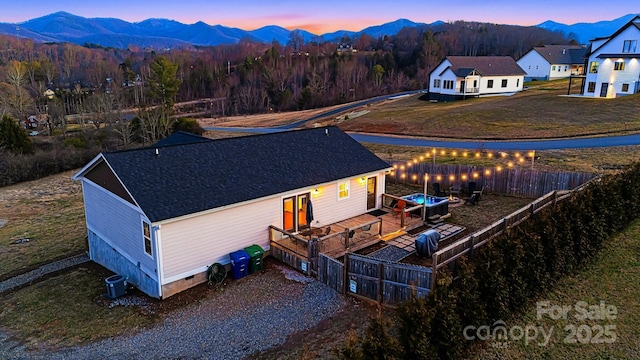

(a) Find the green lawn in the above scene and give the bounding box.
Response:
[467,219,640,359]
[339,79,640,139]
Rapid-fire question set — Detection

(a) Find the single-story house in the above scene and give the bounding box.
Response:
[581,15,640,97]
[72,126,392,299]
[517,44,587,81]
[427,56,526,101]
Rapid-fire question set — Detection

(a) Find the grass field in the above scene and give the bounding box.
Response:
[467,220,640,360]
[336,79,640,139]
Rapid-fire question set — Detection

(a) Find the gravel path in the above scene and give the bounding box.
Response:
[0,263,349,360]
[0,254,89,294]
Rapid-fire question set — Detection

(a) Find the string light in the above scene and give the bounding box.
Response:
[390,147,537,183]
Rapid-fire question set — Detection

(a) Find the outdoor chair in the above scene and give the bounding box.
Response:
[392,199,407,219]
[465,193,479,206]
[432,182,447,197]
[357,224,373,239]
[324,226,332,236]
[473,187,485,201]
[449,182,462,197]
[467,182,477,197]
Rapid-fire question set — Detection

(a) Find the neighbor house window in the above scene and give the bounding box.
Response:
[623,40,637,53]
[487,79,494,88]
[587,82,596,92]
[143,221,152,256]
[622,83,630,92]
[552,65,556,71]
[433,79,441,88]
[501,79,508,88]
[589,61,599,73]
[614,60,625,71]
[338,181,350,200]
[443,80,454,89]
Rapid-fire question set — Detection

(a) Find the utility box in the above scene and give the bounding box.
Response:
[244,244,264,274]
[105,274,127,299]
[229,249,250,279]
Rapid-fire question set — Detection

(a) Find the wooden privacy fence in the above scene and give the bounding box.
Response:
[430,177,599,287]
[345,253,431,306]
[389,162,596,198]
[318,254,345,294]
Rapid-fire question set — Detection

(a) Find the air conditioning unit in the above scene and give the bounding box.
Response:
[105,275,127,299]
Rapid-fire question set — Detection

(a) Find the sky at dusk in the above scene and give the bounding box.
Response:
[1,0,638,34]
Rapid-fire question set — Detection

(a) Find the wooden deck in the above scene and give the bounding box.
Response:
[272,209,425,259]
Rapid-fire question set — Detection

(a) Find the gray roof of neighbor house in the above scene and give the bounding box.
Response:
[529,45,587,64]
[82,126,391,223]
[439,56,526,77]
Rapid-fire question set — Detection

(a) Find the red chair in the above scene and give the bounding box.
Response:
[392,199,407,218]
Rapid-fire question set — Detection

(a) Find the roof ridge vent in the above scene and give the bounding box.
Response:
[325,128,329,136]
[155,148,159,157]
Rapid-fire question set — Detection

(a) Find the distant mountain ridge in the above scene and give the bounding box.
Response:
[0,11,636,49]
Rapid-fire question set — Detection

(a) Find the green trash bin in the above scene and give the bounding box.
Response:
[244,244,264,274]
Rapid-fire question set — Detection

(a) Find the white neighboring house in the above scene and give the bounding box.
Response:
[517,45,587,81]
[72,127,391,299]
[582,15,640,98]
[428,56,526,101]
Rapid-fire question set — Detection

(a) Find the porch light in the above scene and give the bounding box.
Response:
[313,188,319,194]
[475,153,480,158]
[461,174,468,180]
[473,172,479,179]
[449,175,455,181]
[487,153,494,158]
[451,151,458,156]
[436,175,442,181]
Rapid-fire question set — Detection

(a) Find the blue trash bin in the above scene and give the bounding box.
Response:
[229,249,250,279]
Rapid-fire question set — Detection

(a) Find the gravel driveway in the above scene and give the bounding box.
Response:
[0,263,349,360]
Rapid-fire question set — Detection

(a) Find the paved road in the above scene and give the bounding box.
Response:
[203,90,640,150]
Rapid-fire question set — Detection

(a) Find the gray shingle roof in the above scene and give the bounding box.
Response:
[445,56,526,76]
[530,45,587,64]
[153,131,212,147]
[98,126,390,222]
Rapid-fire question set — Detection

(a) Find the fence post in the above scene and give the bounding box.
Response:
[431,252,438,291]
[378,262,384,305]
[468,235,475,260]
[343,252,349,294]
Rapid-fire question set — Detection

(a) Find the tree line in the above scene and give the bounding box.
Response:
[0,20,571,122]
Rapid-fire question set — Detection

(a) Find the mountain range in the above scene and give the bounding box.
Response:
[0,11,637,50]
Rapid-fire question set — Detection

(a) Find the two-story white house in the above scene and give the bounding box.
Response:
[517,45,587,81]
[428,56,526,101]
[582,15,640,98]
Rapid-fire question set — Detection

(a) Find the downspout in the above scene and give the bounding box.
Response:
[154,224,163,298]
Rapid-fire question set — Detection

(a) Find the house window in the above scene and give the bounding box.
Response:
[487,79,494,88]
[528,65,531,69]
[501,79,508,88]
[623,40,637,53]
[552,65,556,71]
[564,66,568,71]
[614,60,625,71]
[587,82,596,92]
[443,80,454,89]
[338,181,350,200]
[433,79,441,88]
[517,79,520,87]
[622,83,630,92]
[589,61,599,73]
[143,221,152,256]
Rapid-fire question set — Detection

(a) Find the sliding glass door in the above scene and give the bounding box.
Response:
[283,193,310,233]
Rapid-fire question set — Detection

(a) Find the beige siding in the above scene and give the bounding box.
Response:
[160,196,281,282]
[159,173,385,283]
